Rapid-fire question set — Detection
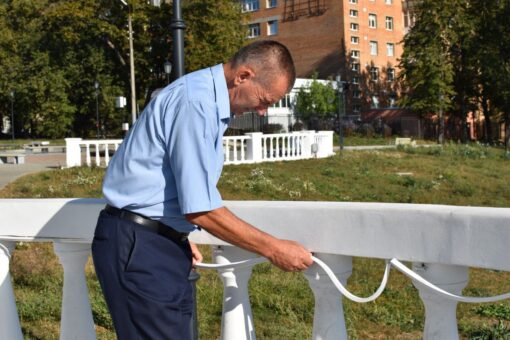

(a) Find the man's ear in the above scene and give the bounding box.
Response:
[234,66,255,86]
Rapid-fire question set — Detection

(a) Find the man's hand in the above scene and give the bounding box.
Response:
[267,239,313,272]
[189,241,203,267]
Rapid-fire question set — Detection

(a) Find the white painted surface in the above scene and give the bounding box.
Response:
[1,199,510,339]
[65,131,335,168]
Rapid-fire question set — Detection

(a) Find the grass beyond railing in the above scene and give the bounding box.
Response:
[1,143,509,339]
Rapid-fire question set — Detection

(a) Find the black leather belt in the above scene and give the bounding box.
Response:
[105,205,189,242]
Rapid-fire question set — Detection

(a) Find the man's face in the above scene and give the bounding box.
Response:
[229,70,289,117]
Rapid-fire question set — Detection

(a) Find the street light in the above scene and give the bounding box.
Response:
[335,75,348,151]
[94,81,100,139]
[10,90,15,140]
[163,60,172,85]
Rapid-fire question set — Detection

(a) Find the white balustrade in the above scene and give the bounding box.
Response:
[66,132,334,168]
[1,199,509,339]
[213,246,258,340]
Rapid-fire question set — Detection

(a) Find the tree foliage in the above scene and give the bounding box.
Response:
[0,0,245,138]
[294,75,338,126]
[399,0,510,144]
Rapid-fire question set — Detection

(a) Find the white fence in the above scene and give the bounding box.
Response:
[65,131,334,167]
[1,199,510,339]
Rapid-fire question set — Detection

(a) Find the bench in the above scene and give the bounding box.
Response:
[395,137,416,146]
[0,153,25,164]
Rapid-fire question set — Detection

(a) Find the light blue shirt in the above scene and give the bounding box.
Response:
[103,64,230,232]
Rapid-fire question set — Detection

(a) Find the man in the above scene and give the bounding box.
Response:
[92,40,313,339]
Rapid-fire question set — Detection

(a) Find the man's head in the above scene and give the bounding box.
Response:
[225,40,296,116]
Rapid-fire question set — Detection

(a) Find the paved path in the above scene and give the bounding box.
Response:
[0,153,66,190]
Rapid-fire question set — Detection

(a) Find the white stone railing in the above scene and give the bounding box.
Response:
[1,199,509,339]
[66,131,335,168]
[65,138,122,167]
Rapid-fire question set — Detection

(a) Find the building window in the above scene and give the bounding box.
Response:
[350,9,358,17]
[370,67,379,81]
[353,104,361,112]
[353,90,361,98]
[387,68,395,81]
[267,0,277,8]
[267,20,278,35]
[350,23,359,31]
[351,50,360,59]
[349,0,358,3]
[386,43,394,56]
[351,36,359,44]
[247,23,260,38]
[241,0,259,12]
[351,63,360,72]
[352,76,360,84]
[370,41,378,56]
[385,16,394,30]
[369,14,377,28]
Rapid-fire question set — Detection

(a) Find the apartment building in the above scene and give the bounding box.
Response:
[241,0,407,115]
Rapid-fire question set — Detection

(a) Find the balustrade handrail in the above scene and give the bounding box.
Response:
[65,131,335,167]
[1,198,509,340]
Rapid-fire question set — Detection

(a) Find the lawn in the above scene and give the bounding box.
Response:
[1,143,510,339]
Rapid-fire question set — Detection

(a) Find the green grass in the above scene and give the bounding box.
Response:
[1,143,510,339]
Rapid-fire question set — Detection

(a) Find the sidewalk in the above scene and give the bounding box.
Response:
[0,153,66,190]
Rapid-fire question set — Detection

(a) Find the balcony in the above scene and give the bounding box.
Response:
[1,198,509,339]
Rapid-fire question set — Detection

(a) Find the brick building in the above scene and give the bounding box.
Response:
[241,0,407,116]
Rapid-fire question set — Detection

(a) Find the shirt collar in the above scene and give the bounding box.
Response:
[211,64,231,120]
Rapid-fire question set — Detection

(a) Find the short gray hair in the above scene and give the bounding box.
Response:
[230,40,296,92]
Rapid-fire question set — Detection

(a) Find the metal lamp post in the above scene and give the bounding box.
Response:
[171,0,185,81]
[335,75,345,151]
[94,81,100,139]
[163,60,172,85]
[10,90,15,140]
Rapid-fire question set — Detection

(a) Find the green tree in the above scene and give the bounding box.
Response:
[294,75,338,129]
[398,0,468,143]
[0,0,246,138]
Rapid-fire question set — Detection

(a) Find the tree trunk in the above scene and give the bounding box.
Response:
[481,95,493,144]
[505,112,510,152]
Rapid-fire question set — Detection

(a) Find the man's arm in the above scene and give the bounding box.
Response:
[186,206,313,272]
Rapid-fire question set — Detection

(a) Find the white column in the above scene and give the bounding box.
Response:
[304,253,352,340]
[246,132,263,163]
[53,242,96,340]
[213,245,258,340]
[301,131,315,159]
[412,263,469,340]
[0,241,23,340]
[317,131,334,157]
[65,138,82,167]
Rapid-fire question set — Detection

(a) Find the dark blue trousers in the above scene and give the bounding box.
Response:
[92,210,193,340]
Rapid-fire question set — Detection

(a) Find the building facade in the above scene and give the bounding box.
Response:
[241,0,407,116]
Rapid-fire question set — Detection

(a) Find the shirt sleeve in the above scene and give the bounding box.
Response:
[167,99,223,215]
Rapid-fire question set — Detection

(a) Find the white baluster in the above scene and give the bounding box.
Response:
[85,144,91,166]
[104,143,110,166]
[114,143,119,151]
[53,242,96,340]
[95,143,100,166]
[234,139,238,162]
[0,241,23,340]
[304,253,352,340]
[412,263,469,340]
[269,137,276,158]
[275,137,280,159]
[213,246,257,340]
[240,139,246,161]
